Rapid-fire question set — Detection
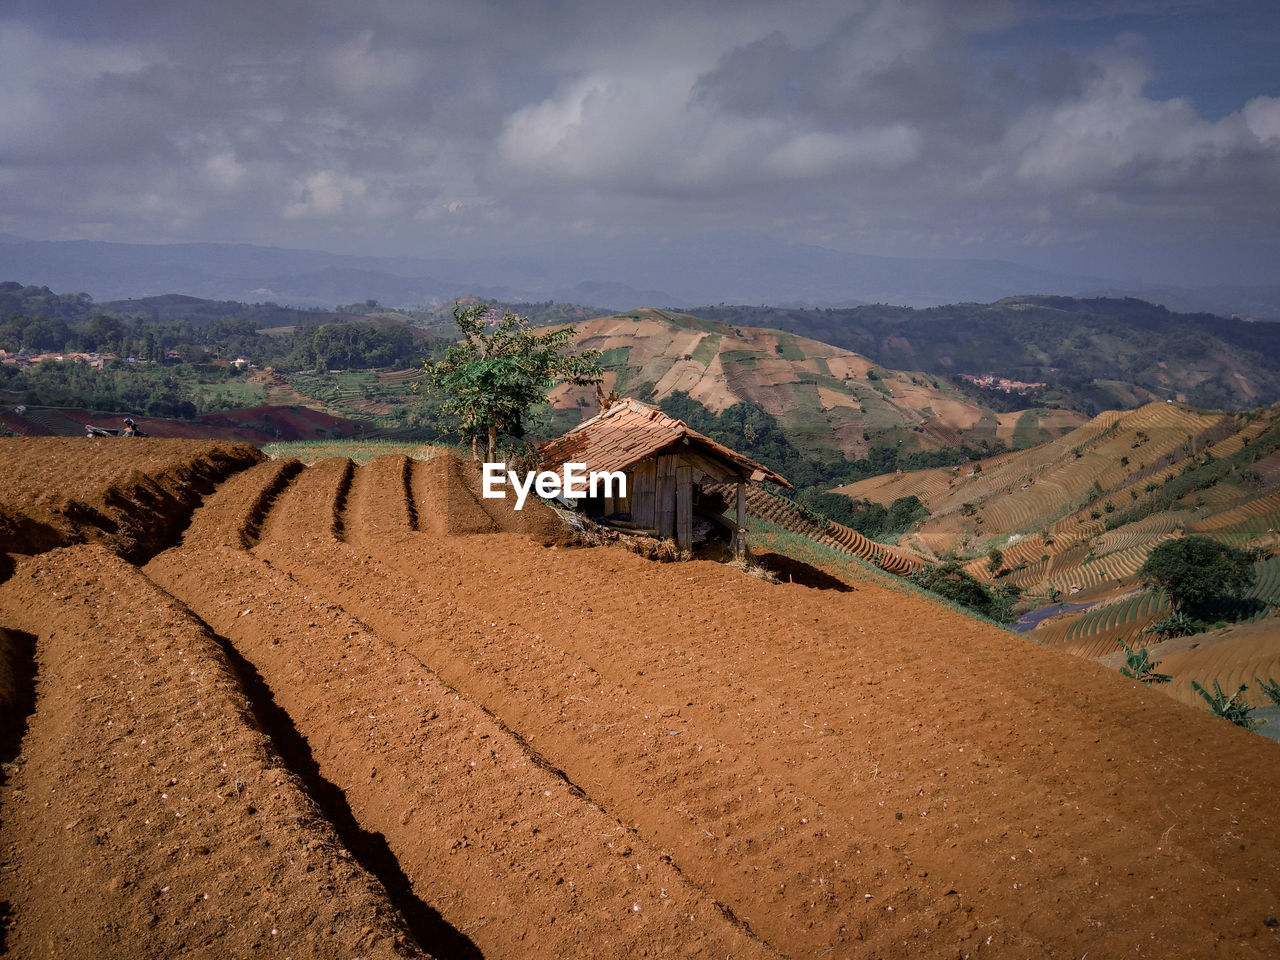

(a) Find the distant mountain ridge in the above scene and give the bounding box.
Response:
[3,235,1276,317]
[694,297,1280,412]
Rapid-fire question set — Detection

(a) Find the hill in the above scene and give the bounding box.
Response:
[836,401,1280,708]
[1,439,1278,958]
[545,308,1086,472]
[694,296,1280,412]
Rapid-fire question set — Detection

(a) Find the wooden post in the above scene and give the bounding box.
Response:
[655,454,678,539]
[735,480,746,557]
[676,463,693,550]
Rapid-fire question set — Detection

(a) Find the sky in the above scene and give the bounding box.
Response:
[1,0,1278,288]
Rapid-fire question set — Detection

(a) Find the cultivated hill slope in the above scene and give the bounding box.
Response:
[2,439,1279,957]
[837,402,1280,694]
[548,308,1086,460]
[695,296,1280,412]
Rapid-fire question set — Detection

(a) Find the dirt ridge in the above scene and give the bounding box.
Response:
[0,544,428,959]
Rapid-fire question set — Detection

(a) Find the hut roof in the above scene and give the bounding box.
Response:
[538,398,790,488]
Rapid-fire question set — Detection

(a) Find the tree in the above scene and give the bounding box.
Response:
[1139,535,1256,617]
[425,303,602,461]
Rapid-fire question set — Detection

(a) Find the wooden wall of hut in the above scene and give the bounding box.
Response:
[631,460,656,528]
[655,454,678,539]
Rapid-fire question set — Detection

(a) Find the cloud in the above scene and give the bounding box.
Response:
[1244,96,1280,144]
[497,65,923,196]
[1003,45,1280,203]
[283,171,370,219]
[0,1,1277,285]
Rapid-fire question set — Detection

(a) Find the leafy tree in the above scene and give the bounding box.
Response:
[986,547,1004,575]
[886,495,928,532]
[424,302,602,461]
[1139,536,1256,617]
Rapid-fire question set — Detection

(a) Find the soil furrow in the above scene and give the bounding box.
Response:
[331,458,356,542]
[0,545,427,960]
[403,457,420,532]
[313,454,1280,958]
[237,458,305,548]
[0,626,36,773]
[209,622,482,960]
[148,465,779,959]
[9,440,1280,960]
[264,459,1000,956]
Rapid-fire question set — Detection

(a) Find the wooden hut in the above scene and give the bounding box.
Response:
[537,399,789,554]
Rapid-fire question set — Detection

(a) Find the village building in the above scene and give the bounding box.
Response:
[538,398,789,555]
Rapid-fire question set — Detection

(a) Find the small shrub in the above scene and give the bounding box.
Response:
[1117,639,1171,684]
[1255,676,1280,707]
[1191,680,1262,730]
[1144,611,1201,639]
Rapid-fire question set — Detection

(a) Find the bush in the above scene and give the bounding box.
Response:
[908,562,1021,623]
[1191,680,1263,730]
[1117,639,1171,684]
[1256,676,1280,707]
[1143,611,1202,640]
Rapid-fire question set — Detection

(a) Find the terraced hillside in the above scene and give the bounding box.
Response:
[547,309,1087,460]
[708,482,922,576]
[2,439,1280,958]
[837,402,1280,682]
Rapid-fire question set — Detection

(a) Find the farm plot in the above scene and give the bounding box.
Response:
[3,445,1280,958]
[0,545,424,960]
[1057,589,1172,659]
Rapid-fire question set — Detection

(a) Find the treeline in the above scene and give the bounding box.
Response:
[0,283,428,372]
[2,358,206,417]
[692,296,1280,413]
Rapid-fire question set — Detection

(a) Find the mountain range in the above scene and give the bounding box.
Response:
[3,234,1277,318]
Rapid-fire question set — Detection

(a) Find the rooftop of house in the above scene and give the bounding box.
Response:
[538,398,790,488]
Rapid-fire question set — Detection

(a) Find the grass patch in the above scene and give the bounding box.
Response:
[1012,409,1045,450]
[773,333,807,362]
[720,350,760,371]
[192,380,267,408]
[690,334,722,367]
[262,439,454,465]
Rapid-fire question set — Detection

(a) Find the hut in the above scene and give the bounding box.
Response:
[537,398,789,554]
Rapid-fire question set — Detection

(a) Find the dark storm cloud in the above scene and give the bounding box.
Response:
[1,0,1277,283]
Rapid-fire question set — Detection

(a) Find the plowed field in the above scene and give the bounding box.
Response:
[3,439,1280,959]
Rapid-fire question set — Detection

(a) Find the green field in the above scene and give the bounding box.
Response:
[262,439,452,465]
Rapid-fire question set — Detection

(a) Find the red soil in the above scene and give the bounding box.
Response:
[4,404,365,443]
[2,441,1280,958]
